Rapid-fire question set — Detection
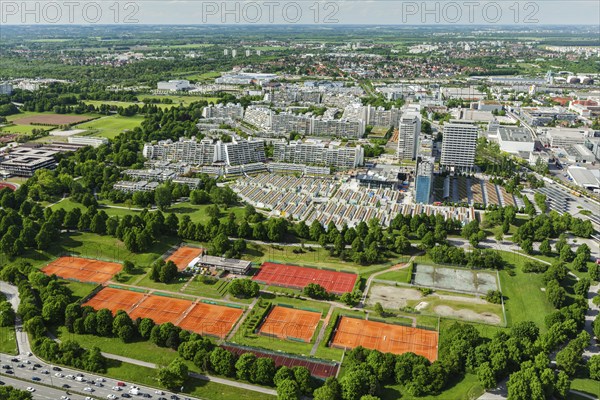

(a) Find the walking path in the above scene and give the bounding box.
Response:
[310,306,335,356]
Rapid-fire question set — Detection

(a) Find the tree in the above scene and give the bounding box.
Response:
[340,368,378,400]
[589,355,600,380]
[158,358,189,389]
[293,366,313,395]
[546,279,566,308]
[309,220,324,241]
[520,239,534,255]
[374,303,385,316]
[210,347,236,377]
[277,379,299,400]
[539,239,552,256]
[303,283,329,300]
[477,362,496,389]
[95,308,114,336]
[122,260,135,274]
[24,315,46,338]
[138,318,155,340]
[235,353,256,381]
[0,302,16,326]
[252,357,276,385]
[155,184,173,211]
[159,260,178,283]
[313,377,341,400]
[229,279,259,298]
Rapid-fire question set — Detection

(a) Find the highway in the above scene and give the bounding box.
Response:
[0,374,89,400]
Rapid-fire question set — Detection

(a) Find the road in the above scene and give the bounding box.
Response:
[1,281,277,399]
[0,374,89,400]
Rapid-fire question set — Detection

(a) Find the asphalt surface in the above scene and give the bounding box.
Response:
[0,374,89,400]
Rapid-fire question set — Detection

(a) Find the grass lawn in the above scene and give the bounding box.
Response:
[141,94,220,106]
[184,71,223,81]
[497,251,555,331]
[0,326,18,355]
[260,293,331,316]
[17,232,175,271]
[231,330,317,357]
[62,281,97,300]
[5,111,48,122]
[167,202,246,224]
[182,276,230,300]
[381,373,484,400]
[75,115,144,139]
[570,378,600,398]
[0,124,51,134]
[377,268,412,283]
[135,272,191,292]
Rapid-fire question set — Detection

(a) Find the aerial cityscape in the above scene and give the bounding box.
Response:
[0,7,599,400]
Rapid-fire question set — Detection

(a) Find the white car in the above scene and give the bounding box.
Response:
[83,387,94,392]
[107,395,117,400]
[96,377,106,382]
[61,396,71,400]
[112,386,122,391]
[26,387,35,392]
[86,398,94,400]
[155,390,164,395]
[55,372,64,377]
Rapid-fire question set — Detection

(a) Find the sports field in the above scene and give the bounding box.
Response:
[254,262,357,294]
[413,265,498,294]
[179,302,243,339]
[0,182,17,191]
[75,115,144,139]
[83,287,145,314]
[330,317,438,361]
[258,306,321,343]
[166,246,203,271]
[84,288,242,338]
[42,256,122,284]
[129,295,193,325]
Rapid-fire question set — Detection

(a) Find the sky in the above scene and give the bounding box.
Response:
[1,1,599,26]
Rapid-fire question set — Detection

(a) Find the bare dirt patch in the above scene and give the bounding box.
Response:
[368,285,423,309]
[434,305,501,324]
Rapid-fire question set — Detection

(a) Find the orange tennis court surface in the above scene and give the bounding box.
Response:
[179,303,243,339]
[82,287,145,314]
[129,295,193,325]
[331,317,438,361]
[42,256,122,284]
[84,288,242,338]
[167,246,203,271]
[258,306,321,342]
[254,262,357,294]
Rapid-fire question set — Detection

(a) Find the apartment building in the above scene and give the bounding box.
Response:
[273,140,364,169]
[415,156,435,204]
[440,120,478,171]
[397,111,421,161]
[142,137,265,166]
[202,103,244,120]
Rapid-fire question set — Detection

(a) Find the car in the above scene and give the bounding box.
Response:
[28,366,37,371]
[155,391,164,395]
[158,398,167,400]
[31,376,41,381]
[5,370,13,375]
[33,363,42,368]
[41,369,49,374]
[55,372,64,377]
[66,374,75,379]
[112,386,122,391]
[26,352,32,356]
[95,382,104,387]
[0,381,3,385]
[170,396,179,400]
[62,384,71,389]
[1,364,11,369]
[83,387,94,392]
[52,366,62,371]
[117,381,126,387]
[76,373,84,377]
[61,396,71,400]
[121,394,131,398]
[24,360,31,364]
[26,387,35,392]
[10,358,19,362]
[107,395,117,400]
[96,377,106,382]
[17,364,24,368]
[143,394,151,398]
[86,397,94,400]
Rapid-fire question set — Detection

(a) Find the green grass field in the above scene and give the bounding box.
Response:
[382,373,484,400]
[377,268,412,283]
[0,124,51,134]
[75,115,144,139]
[141,94,220,106]
[0,326,18,355]
[497,251,555,331]
[570,378,600,398]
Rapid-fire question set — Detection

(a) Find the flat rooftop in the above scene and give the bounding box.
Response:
[498,126,534,142]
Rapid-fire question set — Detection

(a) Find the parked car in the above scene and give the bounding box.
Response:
[52,366,62,371]
[83,387,94,392]
[26,387,35,392]
[31,376,41,381]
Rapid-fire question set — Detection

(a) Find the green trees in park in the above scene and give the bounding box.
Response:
[150,260,178,283]
[589,355,600,381]
[228,278,260,298]
[158,358,189,390]
[303,283,330,300]
[0,386,34,400]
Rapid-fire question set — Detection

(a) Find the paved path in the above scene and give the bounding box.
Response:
[310,306,335,356]
[225,296,259,343]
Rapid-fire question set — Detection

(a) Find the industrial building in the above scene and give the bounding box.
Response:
[543,127,594,148]
[215,72,277,85]
[520,107,577,126]
[496,126,535,154]
[440,120,478,172]
[157,80,191,91]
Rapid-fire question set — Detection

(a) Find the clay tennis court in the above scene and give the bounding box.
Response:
[254,262,357,294]
[129,295,193,325]
[222,344,339,379]
[0,182,16,191]
[166,246,203,271]
[42,256,122,284]
[12,114,94,125]
[330,317,438,361]
[258,306,321,342]
[83,287,145,314]
[179,302,243,339]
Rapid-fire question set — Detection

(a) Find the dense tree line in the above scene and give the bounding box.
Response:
[0,386,33,400]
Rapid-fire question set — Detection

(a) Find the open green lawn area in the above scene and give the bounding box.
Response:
[497,251,555,331]
[0,326,18,355]
[381,373,484,400]
[182,276,235,301]
[62,280,97,300]
[0,124,51,134]
[184,71,223,81]
[134,272,191,292]
[570,378,600,398]
[18,231,176,271]
[377,268,412,283]
[167,202,246,224]
[5,111,47,122]
[75,115,144,139]
[261,293,331,315]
